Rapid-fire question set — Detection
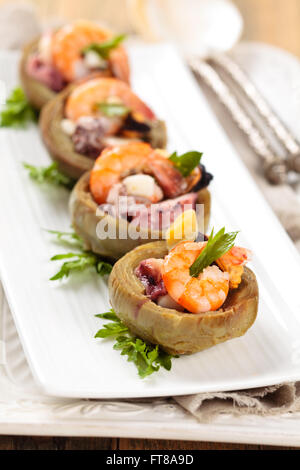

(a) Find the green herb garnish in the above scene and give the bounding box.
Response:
[169,151,203,177]
[82,34,127,60]
[48,230,113,281]
[50,252,112,280]
[0,87,37,128]
[95,309,176,378]
[23,162,75,190]
[189,227,239,277]
[97,102,130,117]
[46,230,83,248]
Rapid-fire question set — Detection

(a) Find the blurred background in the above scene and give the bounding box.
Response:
[0,0,299,57]
[234,0,300,57]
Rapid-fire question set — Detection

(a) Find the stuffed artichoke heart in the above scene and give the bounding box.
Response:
[40,78,167,179]
[109,241,258,355]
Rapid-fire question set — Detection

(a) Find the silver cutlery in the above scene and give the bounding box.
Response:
[189,56,300,184]
[210,53,300,175]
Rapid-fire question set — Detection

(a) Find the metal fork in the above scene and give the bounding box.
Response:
[210,53,300,175]
[189,56,300,184]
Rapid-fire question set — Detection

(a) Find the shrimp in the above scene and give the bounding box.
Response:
[217,246,252,289]
[90,142,152,205]
[65,77,155,122]
[89,142,201,204]
[162,241,230,314]
[51,21,130,83]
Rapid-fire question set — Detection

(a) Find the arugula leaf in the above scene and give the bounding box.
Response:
[50,252,99,280]
[48,230,113,281]
[189,227,239,277]
[46,230,84,249]
[97,102,130,117]
[23,162,75,190]
[169,151,202,177]
[0,87,37,128]
[95,309,177,378]
[82,34,126,59]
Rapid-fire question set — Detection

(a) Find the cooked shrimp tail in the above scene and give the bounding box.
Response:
[217,246,252,289]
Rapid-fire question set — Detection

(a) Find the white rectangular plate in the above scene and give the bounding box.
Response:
[1,44,300,399]
[2,286,300,447]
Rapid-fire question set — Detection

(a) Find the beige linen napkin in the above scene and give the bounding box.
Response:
[2,4,300,421]
[174,384,300,421]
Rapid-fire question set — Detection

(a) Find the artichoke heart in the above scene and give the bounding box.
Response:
[39,87,167,180]
[70,172,211,260]
[20,38,57,110]
[109,241,259,355]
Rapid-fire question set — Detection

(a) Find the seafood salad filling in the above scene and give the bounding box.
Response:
[26,20,129,92]
[89,142,213,231]
[62,78,164,158]
[135,226,251,313]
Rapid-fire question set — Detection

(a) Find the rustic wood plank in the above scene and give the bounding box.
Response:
[0,436,118,450]
[118,438,297,450]
[0,435,298,450]
[0,436,14,450]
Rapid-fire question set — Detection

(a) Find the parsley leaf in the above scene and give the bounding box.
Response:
[82,34,126,59]
[23,162,75,190]
[95,309,177,378]
[189,227,239,277]
[48,230,113,281]
[0,87,37,128]
[95,310,120,321]
[169,151,203,177]
[97,102,130,117]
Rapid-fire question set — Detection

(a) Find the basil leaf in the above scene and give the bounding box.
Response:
[0,87,37,128]
[82,34,126,59]
[169,151,203,177]
[97,102,130,117]
[95,309,177,378]
[189,227,239,277]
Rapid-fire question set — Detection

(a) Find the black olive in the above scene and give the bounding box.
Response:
[191,164,213,191]
[122,114,151,133]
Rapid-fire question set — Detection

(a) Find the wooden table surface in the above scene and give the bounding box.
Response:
[1,0,300,451]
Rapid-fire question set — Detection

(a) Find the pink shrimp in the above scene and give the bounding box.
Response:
[51,21,129,83]
[65,77,155,122]
[162,241,230,313]
[217,246,252,288]
[89,142,201,205]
